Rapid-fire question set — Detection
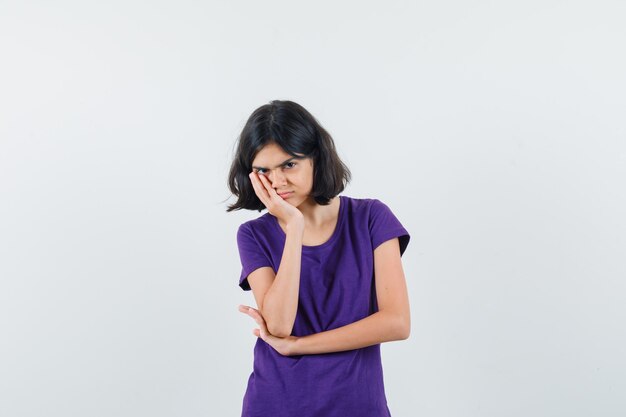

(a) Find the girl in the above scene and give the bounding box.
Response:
[227,100,411,417]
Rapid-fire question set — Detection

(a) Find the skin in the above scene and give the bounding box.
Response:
[238,142,410,356]
[247,142,340,232]
[238,142,335,355]
[238,304,296,356]
[246,148,305,230]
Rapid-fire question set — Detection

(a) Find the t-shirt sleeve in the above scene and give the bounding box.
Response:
[369,199,411,256]
[236,222,273,291]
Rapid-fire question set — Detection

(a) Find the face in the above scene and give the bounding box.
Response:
[250,142,314,206]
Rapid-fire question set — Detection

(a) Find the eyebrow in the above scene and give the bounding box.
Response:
[252,156,301,170]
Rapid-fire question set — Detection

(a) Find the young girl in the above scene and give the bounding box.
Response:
[227,100,411,417]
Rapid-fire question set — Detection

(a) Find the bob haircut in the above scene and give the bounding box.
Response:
[226,100,351,212]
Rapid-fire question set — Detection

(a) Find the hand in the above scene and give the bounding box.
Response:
[248,171,304,228]
[238,304,299,356]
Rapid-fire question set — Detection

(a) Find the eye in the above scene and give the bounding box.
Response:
[255,168,267,174]
[284,162,296,169]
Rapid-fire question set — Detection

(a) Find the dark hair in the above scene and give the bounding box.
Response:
[226,100,351,212]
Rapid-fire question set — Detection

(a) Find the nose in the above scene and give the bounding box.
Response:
[269,169,287,188]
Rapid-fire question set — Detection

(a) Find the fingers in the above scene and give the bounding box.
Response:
[250,171,278,202]
[238,305,257,316]
[238,305,266,326]
[239,305,272,340]
[247,308,266,325]
[257,173,278,196]
[249,172,270,205]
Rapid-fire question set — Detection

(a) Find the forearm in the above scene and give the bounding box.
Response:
[262,226,303,337]
[291,310,408,355]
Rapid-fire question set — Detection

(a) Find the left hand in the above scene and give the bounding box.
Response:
[238,304,299,356]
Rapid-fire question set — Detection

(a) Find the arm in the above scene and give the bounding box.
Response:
[245,170,306,338]
[291,237,411,355]
[291,310,406,355]
[256,222,304,338]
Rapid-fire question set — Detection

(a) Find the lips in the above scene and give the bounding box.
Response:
[277,191,292,198]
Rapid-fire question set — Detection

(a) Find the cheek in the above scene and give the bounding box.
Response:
[297,173,311,184]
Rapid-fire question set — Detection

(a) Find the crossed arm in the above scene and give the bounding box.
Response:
[239,237,411,356]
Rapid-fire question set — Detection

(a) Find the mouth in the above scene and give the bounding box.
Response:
[277,192,293,198]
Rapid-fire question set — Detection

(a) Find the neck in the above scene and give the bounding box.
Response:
[298,196,340,228]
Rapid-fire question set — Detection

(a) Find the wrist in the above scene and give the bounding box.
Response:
[290,335,306,356]
[286,219,304,234]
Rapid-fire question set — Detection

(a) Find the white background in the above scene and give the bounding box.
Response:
[1,1,625,416]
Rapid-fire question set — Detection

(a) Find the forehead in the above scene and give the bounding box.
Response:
[252,143,290,161]
[251,143,305,165]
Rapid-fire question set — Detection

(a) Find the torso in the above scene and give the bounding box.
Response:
[239,195,406,416]
[301,219,338,246]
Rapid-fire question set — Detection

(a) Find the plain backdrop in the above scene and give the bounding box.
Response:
[1,1,625,416]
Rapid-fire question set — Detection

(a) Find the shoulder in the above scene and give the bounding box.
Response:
[341,195,410,254]
[340,196,403,235]
[341,195,391,218]
[237,212,275,240]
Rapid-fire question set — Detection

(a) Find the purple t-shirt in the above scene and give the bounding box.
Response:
[236,195,410,417]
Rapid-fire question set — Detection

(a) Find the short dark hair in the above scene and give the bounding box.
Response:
[226,100,351,212]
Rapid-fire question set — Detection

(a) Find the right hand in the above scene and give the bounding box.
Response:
[249,171,304,228]
[238,305,299,356]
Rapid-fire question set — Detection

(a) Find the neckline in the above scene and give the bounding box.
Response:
[270,195,345,250]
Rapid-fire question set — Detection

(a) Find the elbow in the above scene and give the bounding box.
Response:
[267,321,292,338]
[399,325,410,340]
[262,306,294,338]
[397,316,411,340]
[382,310,410,340]
[270,329,291,338]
